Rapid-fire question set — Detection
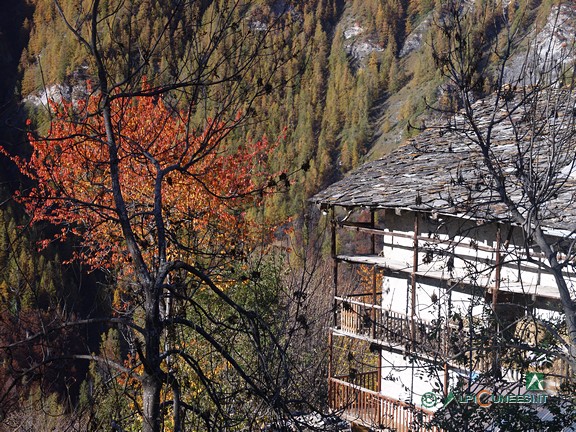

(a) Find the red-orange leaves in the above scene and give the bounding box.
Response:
[8,87,274,270]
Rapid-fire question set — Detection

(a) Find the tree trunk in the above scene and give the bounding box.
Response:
[533,227,576,368]
[142,285,162,432]
[142,372,162,432]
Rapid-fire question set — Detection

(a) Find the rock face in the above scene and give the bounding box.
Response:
[503,4,576,85]
[399,14,433,58]
[23,66,89,108]
[536,3,576,63]
[346,40,384,64]
[342,20,383,68]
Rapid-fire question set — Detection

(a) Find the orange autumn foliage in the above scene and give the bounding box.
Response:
[8,88,274,270]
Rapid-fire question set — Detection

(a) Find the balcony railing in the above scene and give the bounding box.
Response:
[329,374,440,431]
[335,296,511,373]
[334,295,573,382]
[336,296,451,356]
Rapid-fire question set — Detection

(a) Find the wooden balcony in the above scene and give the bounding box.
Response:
[329,374,440,431]
[334,295,573,385]
[335,295,460,357]
[335,295,497,373]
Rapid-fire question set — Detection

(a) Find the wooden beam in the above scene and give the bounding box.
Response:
[371,210,377,339]
[332,208,338,327]
[492,224,502,306]
[410,213,419,350]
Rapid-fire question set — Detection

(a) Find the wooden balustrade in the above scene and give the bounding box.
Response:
[378,309,410,345]
[336,296,449,356]
[329,376,440,431]
[334,370,379,392]
[335,295,574,383]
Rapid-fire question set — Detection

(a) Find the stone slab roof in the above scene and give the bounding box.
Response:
[311,89,576,232]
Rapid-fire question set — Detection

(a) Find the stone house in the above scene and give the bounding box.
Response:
[311,91,576,430]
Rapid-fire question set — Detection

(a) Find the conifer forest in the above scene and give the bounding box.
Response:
[0,1,575,431]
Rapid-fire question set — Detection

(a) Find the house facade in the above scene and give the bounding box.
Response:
[312,91,576,430]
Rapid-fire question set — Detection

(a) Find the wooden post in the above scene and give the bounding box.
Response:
[329,206,337,407]
[493,224,501,307]
[410,212,419,349]
[374,209,382,424]
[444,362,449,397]
[371,209,378,339]
[331,207,338,328]
[377,345,382,423]
[328,330,333,404]
[492,224,502,375]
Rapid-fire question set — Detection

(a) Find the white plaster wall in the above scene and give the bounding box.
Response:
[379,211,573,309]
[381,269,484,322]
[414,282,443,322]
[381,275,409,314]
[380,350,445,411]
[374,210,573,411]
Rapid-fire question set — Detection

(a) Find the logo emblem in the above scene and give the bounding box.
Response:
[421,392,438,408]
[526,372,545,391]
[443,391,455,407]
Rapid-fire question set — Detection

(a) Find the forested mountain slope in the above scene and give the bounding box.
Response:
[15,0,574,217]
[0,0,575,429]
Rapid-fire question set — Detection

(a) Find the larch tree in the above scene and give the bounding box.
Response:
[1,1,312,431]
